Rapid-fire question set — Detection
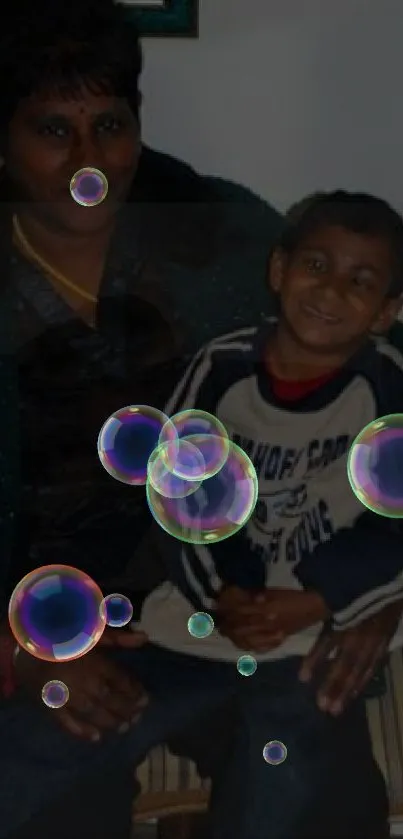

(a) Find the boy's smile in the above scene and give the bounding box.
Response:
[270,224,402,362]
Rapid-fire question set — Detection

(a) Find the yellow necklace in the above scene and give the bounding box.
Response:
[12,214,98,304]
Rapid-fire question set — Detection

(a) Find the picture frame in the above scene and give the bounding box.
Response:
[118,0,198,38]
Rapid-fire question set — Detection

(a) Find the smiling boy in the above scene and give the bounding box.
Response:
[140,191,403,838]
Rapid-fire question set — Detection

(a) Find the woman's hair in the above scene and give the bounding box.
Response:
[0,0,223,268]
[0,0,144,271]
[277,190,403,298]
[0,0,143,146]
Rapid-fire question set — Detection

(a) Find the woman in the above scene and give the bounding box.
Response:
[0,0,284,836]
[0,0,283,585]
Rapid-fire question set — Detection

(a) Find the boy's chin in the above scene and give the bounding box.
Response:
[290,324,356,356]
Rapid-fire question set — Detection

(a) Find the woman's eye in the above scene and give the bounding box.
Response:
[306,258,326,273]
[38,124,69,139]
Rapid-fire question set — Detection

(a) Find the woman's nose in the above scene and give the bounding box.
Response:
[69,131,101,170]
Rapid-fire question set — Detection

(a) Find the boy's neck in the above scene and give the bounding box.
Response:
[267,322,355,382]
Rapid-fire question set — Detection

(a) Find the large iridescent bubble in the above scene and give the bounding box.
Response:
[97,405,173,486]
[146,440,258,544]
[347,414,403,517]
[158,410,229,481]
[8,565,107,662]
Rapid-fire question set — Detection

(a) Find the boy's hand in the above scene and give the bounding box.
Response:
[14,627,149,741]
[216,586,329,652]
[299,600,403,715]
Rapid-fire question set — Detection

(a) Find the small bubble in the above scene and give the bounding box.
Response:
[102,593,133,628]
[187,612,214,639]
[237,655,257,677]
[263,740,287,765]
[42,680,69,709]
[70,167,108,207]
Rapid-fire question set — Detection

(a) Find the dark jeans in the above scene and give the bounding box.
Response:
[1,647,388,839]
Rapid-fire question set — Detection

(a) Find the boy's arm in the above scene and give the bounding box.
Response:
[160,334,267,610]
[294,513,403,631]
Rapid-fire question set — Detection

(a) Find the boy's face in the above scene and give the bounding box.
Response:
[270,224,402,355]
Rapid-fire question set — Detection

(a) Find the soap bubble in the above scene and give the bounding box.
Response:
[146,440,258,544]
[8,565,106,662]
[237,654,257,676]
[159,410,229,481]
[147,440,203,498]
[70,167,108,207]
[98,405,173,486]
[102,593,133,628]
[347,414,403,517]
[42,680,69,709]
[263,740,287,765]
[187,612,214,638]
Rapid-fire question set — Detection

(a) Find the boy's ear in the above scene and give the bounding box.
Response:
[372,294,403,334]
[268,248,287,293]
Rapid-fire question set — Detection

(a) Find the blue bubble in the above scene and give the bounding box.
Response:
[263,740,287,765]
[102,593,133,628]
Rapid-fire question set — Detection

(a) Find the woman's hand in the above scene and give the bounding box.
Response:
[299,600,403,715]
[14,627,149,741]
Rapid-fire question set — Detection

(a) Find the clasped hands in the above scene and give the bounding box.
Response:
[216,584,329,653]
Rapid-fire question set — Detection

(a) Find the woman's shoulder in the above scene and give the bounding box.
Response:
[134,145,283,225]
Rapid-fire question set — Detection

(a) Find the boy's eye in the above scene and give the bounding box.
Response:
[352,274,375,290]
[95,117,124,134]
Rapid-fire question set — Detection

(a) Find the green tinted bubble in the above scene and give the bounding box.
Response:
[237,654,257,676]
[146,440,258,545]
[347,414,403,518]
[187,612,214,638]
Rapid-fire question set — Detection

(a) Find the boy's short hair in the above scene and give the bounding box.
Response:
[279,190,403,298]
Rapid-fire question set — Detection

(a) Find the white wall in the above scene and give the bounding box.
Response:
[141,0,403,213]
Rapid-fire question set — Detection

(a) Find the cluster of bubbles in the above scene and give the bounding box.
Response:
[8,564,134,708]
[187,613,257,674]
[97,405,258,545]
[187,612,285,763]
[347,414,403,518]
[8,406,256,708]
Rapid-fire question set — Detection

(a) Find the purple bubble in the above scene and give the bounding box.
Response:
[70,167,108,206]
[42,680,69,709]
[348,414,403,517]
[263,741,287,765]
[8,565,106,662]
[98,405,172,486]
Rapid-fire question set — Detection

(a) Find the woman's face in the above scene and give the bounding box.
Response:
[5,85,141,233]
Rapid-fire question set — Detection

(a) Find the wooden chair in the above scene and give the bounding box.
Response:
[133,648,403,837]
